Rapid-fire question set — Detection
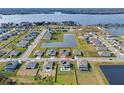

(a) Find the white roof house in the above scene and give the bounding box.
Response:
[77,60,89,71]
[60,60,71,71]
[98,51,112,57]
[96,46,108,51]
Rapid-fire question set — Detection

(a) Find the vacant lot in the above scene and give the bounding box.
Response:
[0,62,6,72]
[77,71,99,85]
[17,63,39,77]
[79,39,99,57]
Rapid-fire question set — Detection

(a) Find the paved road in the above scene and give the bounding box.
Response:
[99,34,124,60]
[1,27,124,63]
[20,30,47,59]
[97,26,124,59]
[0,57,123,63]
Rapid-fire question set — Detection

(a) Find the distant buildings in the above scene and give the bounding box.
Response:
[16,32,38,48]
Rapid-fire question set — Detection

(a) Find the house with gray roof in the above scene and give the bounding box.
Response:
[77,60,89,71]
[8,50,21,57]
[60,60,71,71]
[98,51,112,57]
[1,35,9,40]
[96,46,108,51]
[74,50,82,56]
[23,36,34,41]
[16,40,29,48]
[0,51,5,57]
[44,32,52,40]
[60,50,70,57]
[4,60,20,72]
[26,62,39,69]
[42,61,54,72]
[34,50,44,57]
[47,49,57,56]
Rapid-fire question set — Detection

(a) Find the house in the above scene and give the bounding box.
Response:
[16,40,29,48]
[44,32,52,40]
[1,35,9,40]
[10,32,17,36]
[34,50,44,57]
[96,46,108,51]
[42,61,54,72]
[16,43,28,48]
[74,50,82,56]
[95,43,105,47]
[47,49,57,56]
[31,32,38,37]
[60,50,70,57]
[77,60,89,71]
[98,51,112,57]
[8,50,21,57]
[60,60,71,71]
[0,51,5,57]
[0,38,3,42]
[0,31,3,35]
[23,36,34,41]
[4,61,20,72]
[26,62,39,69]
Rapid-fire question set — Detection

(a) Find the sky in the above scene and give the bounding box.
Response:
[0,0,124,8]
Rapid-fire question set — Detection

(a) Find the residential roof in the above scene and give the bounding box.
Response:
[47,49,57,56]
[74,50,82,56]
[0,51,5,57]
[34,50,44,57]
[96,46,108,51]
[61,50,70,57]
[42,61,54,72]
[26,62,38,69]
[8,50,21,57]
[4,61,20,72]
[98,51,112,57]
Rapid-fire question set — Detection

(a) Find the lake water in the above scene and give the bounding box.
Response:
[41,34,77,48]
[100,65,124,85]
[1,13,124,35]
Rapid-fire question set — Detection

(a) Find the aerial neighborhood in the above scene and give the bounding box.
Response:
[0,20,124,85]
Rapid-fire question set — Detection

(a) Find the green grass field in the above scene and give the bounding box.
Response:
[56,63,77,85]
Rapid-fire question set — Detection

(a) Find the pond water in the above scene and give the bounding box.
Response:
[41,34,77,48]
[100,65,124,85]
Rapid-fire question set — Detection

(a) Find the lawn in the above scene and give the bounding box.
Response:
[56,63,77,85]
[47,31,64,42]
[79,38,99,57]
[90,62,109,85]
[0,62,6,72]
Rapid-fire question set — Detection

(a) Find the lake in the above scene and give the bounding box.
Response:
[100,65,124,85]
[1,13,124,35]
